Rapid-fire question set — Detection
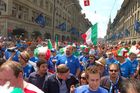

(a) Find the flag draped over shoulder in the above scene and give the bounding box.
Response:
[35,14,46,27]
[81,23,98,45]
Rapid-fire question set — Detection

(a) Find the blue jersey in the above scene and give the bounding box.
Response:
[56,55,80,75]
[79,55,89,71]
[28,56,39,71]
[5,49,20,62]
[126,58,138,75]
[120,61,133,78]
[79,55,89,63]
[105,57,118,75]
[75,85,108,93]
[48,55,60,73]
[29,56,39,63]
[106,57,117,66]
[23,63,35,78]
[16,43,22,48]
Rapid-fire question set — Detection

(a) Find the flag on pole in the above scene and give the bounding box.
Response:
[56,22,66,31]
[35,14,46,27]
[84,0,90,6]
[81,23,98,45]
[55,35,59,50]
[134,20,140,33]
[48,39,53,49]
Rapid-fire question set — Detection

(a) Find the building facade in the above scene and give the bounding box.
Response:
[0,0,91,41]
[106,0,140,44]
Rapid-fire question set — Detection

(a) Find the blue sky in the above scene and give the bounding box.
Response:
[79,0,124,38]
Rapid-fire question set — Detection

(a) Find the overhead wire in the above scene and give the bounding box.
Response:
[109,0,117,18]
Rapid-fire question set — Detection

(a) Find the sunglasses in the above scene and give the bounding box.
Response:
[109,70,118,72]
[80,77,86,80]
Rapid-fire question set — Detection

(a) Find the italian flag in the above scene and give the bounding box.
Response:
[48,39,53,50]
[55,35,59,50]
[81,23,98,45]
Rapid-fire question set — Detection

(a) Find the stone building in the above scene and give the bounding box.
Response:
[106,0,140,44]
[0,0,91,41]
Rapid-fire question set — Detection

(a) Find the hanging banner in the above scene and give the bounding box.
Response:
[84,0,90,6]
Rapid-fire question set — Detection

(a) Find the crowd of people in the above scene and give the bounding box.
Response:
[0,37,140,93]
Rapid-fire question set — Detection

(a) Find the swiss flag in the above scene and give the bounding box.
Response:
[84,0,90,6]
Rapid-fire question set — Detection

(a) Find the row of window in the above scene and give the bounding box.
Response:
[125,1,140,20]
[111,2,140,39]
[27,0,51,11]
[11,2,52,27]
[125,2,140,37]
[10,0,88,34]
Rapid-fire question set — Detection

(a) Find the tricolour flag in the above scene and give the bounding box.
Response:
[84,0,90,6]
[48,39,53,50]
[55,35,59,50]
[81,23,98,45]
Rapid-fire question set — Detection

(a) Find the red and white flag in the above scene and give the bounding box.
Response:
[84,0,90,6]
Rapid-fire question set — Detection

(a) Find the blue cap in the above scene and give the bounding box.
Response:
[51,48,56,52]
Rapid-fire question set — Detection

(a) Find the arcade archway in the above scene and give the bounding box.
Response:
[44,32,51,39]
[12,28,28,39]
[32,31,42,39]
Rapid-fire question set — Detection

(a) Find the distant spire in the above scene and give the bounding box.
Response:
[107,17,112,34]
[109,17,111,25]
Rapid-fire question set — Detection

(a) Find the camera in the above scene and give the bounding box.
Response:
[7,47,17,52]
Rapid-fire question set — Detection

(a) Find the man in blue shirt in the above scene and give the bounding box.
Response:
[116,54,133,78]
[56,45,80,77]
[126,52,139,78]
[5,47,20,62]
[106,52,117,66]
[105,52,118,75]
[79,48,89,71]
[72,66,108,93]
[48,48,60,73]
